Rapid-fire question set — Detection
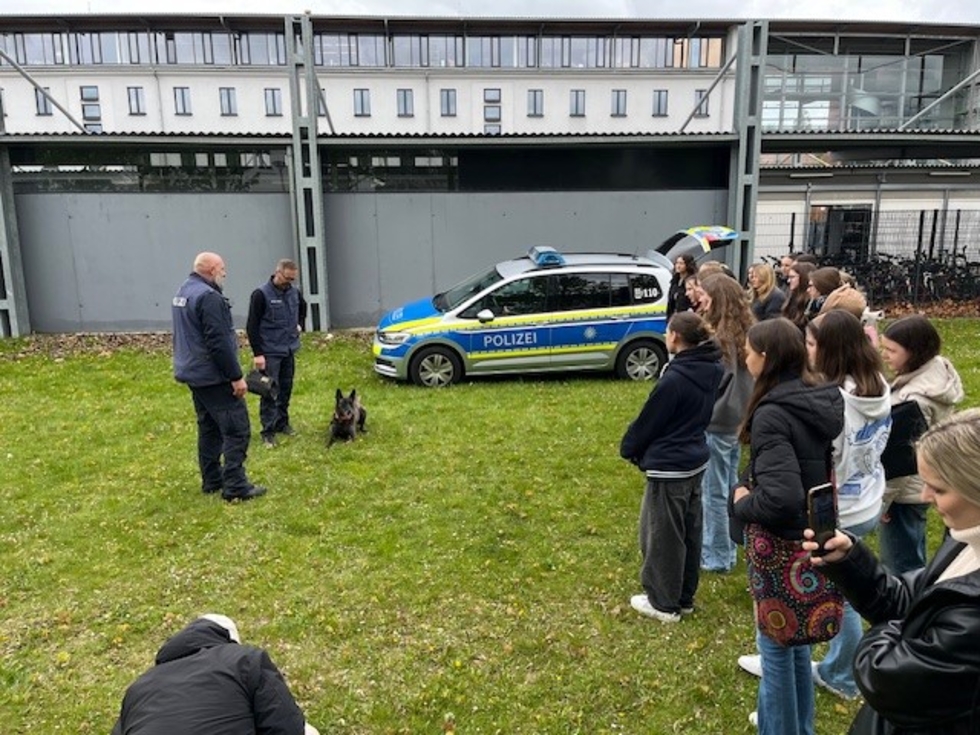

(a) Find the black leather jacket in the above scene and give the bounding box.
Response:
[822,537,980,735]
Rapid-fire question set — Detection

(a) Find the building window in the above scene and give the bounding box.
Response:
[570,89,586,117]
[353,88,371,117]
[174,86,191,115]
[79,85,101,123]
[527,89,543,117]
[264,87,282,116]
[219,87,237,116]
[611,89,627,117]
[440,88,457,117]
[127,86,146,115]
[84,123,103,133]
[484,88,501,103]
[317,88,326,117]
[652,89,668,117]
[484,123,501,135]
[694,89,709,117]
[35,87,53,115]
[396,88,414,117]
[484,105,501,122]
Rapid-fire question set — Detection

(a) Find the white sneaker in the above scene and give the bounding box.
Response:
[629,594,681,623]
[812,661,859,700]
[738,654,763,678]
[748,711,758,727]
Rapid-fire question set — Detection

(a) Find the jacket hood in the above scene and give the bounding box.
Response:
[839,376,892,422]
[761,378,844,443]
[667,340,723,389]
[893,355,964,407]
[154,618,237,665]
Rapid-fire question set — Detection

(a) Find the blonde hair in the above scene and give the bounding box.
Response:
[917,409,980,507]
[748,262,777,301]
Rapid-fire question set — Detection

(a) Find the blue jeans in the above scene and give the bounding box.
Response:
[879,502,928,575]
[756,631,814,735]
[815,516,878,698]
[700,432,740,572]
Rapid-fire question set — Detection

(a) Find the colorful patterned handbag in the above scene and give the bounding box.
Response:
[744,522,844,646]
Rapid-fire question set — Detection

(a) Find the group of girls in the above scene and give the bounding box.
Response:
[624,254,968,735]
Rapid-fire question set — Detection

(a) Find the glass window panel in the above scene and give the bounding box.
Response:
[569,37,589,68]
[540,37,560,68]
[499,37,516,68]
[429,34,460,67]
[484,88,501,103]
[247,33,269,64]
[484,105,501,122]
[128,86,145,114]
[518,36,536,67]
[639,37,671,68]
[484,124,502,135]
[35,88,53,115]
[80,85,99,101]
[82,103,101,120]
[397,88,414,116]
[440,88,457,116]
[652,89,668,116]
[24,34,45,64]
[356,35,384,66]
[570,89,586,116]
[264,88,282,116]
[611,89,627,116]
[99,33,120,64]
[212,33,231,64]
[528,89,543,116]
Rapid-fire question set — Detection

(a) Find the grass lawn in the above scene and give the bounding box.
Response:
[0,320,977,734]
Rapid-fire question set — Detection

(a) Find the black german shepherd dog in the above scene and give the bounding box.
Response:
[328,389,367,447]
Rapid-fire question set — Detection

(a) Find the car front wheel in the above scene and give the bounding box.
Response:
[615,339,667,381]
[409,346,463,387]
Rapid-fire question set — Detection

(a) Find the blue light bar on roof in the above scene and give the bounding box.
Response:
[528,246,565,267]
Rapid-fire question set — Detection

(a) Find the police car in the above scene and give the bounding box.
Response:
[373,228,737,387]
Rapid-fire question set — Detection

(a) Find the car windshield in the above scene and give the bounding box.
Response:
[435,267,504,312]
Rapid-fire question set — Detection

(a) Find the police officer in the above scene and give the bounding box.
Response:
[246,259,306,449]
[172,252,266,501]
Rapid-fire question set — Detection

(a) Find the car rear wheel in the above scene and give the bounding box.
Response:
[616,339,667,381]
[409,346,463,387]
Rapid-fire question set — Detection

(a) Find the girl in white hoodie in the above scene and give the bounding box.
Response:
[806,309,892,699]
[879,315,964,575]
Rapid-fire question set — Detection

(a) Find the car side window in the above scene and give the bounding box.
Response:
[610,273,630,307]
[460,276,549,318]
[554,272,613,311]
[630,273,663,304]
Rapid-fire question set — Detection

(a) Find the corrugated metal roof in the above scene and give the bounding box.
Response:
[0,130,739,144]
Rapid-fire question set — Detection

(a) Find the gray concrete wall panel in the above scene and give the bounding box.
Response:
[15,193,293,332]
[325,190,727,328]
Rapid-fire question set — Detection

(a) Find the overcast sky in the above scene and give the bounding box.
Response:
[1,0,979,24]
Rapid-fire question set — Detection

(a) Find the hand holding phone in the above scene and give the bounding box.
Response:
[807,482,838,557]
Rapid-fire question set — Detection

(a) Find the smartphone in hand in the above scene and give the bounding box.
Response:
[807,483,838,556]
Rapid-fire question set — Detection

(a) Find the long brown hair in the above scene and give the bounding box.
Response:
[738,317,815,443]
[782,262,816,328]
[701,272,754,368]
[808,310,886,397]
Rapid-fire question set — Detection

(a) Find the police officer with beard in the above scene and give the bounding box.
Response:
[172,252,266,502]
[246,258,306,449]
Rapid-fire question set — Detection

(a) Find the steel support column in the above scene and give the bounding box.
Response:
[0,139,31,337]
[287,15,329,331]
[727,20,768,279]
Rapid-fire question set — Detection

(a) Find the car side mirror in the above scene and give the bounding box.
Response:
[477,308,495,323]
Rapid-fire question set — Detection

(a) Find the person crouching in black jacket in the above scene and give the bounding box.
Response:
[621,311,723,623]
[804,408,980,735]
[111,614,318,735]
